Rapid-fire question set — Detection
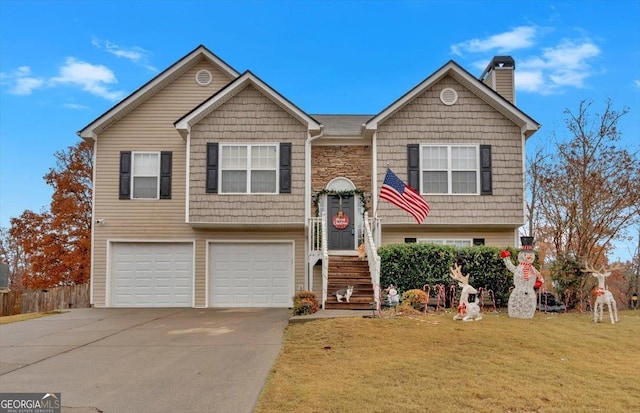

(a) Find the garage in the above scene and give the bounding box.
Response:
[110,242,194,307]
[209,242,293,307]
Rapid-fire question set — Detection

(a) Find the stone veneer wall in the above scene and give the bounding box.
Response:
[311,145,372,213]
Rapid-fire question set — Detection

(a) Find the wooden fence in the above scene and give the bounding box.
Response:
[0,284,90,317]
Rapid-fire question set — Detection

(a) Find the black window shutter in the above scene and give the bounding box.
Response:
[160,151,172,199]
[279,142,292,193]
[480,145,492,195]
[407,144,420,190]
[119,151,131,200]
[206,143,218,193]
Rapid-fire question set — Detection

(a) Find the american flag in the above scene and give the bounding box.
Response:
[379,168,431,223]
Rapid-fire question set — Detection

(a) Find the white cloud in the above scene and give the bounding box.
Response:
[634,80,640,89]
[63,102,90,110]
[516,71,546,93]
[0,66,45,95]
[519,39,601,93]
[451,26,537,56]
[2,58,125,102]
[50,57,125,101]
[450,24,602,95]
[92,38,157,72]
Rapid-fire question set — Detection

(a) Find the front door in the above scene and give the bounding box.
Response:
[328,195,354,250]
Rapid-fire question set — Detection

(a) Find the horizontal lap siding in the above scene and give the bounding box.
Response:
[494,69,514,104]
[189,85,307,223]
[92,62,235,307]
[381,228,516,248]
[376,76,524,227]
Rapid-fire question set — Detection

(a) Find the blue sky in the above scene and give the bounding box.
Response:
[1,0,639,260]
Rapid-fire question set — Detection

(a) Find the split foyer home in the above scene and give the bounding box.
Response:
[78,45,539,310]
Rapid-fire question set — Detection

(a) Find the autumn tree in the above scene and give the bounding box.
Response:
[7,141,93,288]
[526,99,640,297]
[0,226,27,289]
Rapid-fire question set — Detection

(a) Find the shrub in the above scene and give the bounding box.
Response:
[401,289,427,311]
[293,291,320,315]
[379,243,523,304]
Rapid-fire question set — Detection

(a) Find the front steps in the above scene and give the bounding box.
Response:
[324,255,375,310]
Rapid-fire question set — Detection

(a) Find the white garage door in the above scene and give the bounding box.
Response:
[111,243,193,307]
[209,243,293,307]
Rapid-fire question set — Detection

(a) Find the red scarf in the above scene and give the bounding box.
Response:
[522,262,533,280]
[457,302,467,315]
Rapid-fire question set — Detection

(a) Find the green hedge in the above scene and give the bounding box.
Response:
[378,243,527,305]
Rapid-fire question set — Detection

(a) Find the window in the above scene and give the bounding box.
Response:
[119,151,171,200]
[220,144,278,193]
[422,145,478,194]
[132,152,160,199]
[418,239,472,248]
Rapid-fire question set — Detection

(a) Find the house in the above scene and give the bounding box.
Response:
[78,45,539,309]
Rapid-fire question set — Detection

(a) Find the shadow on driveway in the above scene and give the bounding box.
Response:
[0,307,290,413]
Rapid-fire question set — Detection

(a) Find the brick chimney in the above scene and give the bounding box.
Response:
[479,56,515,105]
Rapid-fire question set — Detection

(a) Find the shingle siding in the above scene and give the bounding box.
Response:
[189,85,307,223]
[376,76,524,226]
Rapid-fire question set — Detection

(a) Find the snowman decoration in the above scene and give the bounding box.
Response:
[501,237,544,319]
[385,285,400,306]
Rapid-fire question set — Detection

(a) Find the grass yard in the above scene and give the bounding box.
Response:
[256,310,640,412]
[0,311,63,325]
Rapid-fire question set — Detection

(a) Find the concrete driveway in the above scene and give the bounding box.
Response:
[0,307,290,413]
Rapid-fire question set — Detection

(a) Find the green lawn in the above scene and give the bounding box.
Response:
[256,310,640,412]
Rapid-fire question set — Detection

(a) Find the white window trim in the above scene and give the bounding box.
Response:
[219,143,279,194]
[418,238,473,247]
[131,151,160,200]
[421,144,480,195]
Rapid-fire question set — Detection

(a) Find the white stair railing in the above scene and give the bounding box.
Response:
[320,210,329,309]
[364,212,381,315]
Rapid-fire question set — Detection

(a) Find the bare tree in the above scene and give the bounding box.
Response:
[530,99,640,289]
[525,146,546,240]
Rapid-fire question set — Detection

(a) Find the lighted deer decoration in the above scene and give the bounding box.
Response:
[583,263,622,324]
[450,263,482,322]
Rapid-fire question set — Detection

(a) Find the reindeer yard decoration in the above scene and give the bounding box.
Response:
[583,263,622,324]
[450,263,482,322]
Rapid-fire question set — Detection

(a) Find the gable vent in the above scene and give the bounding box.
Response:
[440,88,458,105]
[195,69,212,86]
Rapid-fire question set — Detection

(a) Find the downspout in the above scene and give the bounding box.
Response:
[185,127,191,224]
[89,138,97,306]
[520,125,528,244]
[371,130,382,247]
[305,126,324,290]
[305,126,325,220]
[371,130,378,218]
